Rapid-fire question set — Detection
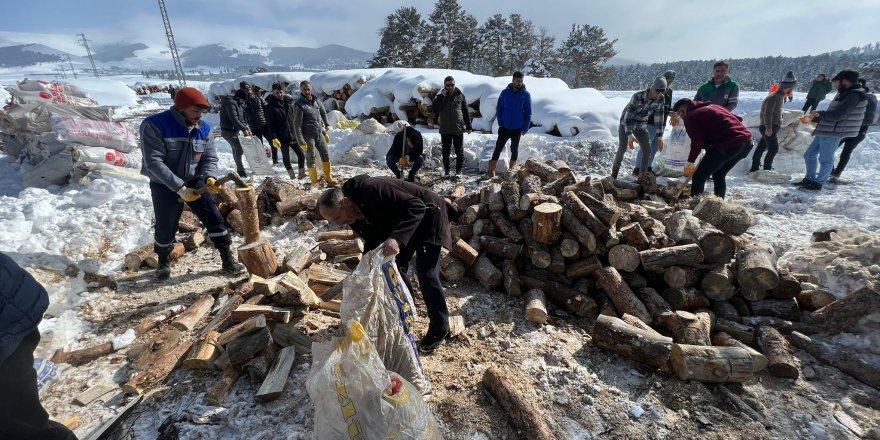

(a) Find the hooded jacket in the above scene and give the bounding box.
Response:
[806,78,834,101]
[694,76,740,111]
[342,175,454,252]
[140,107,218,191]
[264,94,297,144]
[813,84,868,139]
[0,252,49,365]
[243,93,267,129]
[386,127,424,161]
[219,95,250,132]
[432,87,473,135]
[496,83,532,131]
[682,101,753,162]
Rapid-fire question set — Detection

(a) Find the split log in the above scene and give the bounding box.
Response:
[549,160,571,174]
[658,310,712,345]
[519,275,596,317]
[714,318,755,344]
[282,244,312,274]
[750,299,801,322]
[180,230,205,252]
[796,289,837,311]
[664,266,701,289]
[608,244,640,272]
[635,288,672,323]
[711,301,741,323]
[662,287,710,311]
[315,229,355,241]
[245,343,277,382]
[255,346,297,402]
[317,281,344,301]
[564,255,602,279]
[460,203,489,225]
[560,208,597,252]
[276,193,319,217]
[769,271,801,299]
[307,264,349,286]
[594,267,652,324]
[450,238,479,266]
[449,315,466,337]
[560,191,606,236]
[524,289,548,324]
[692,195,754,236]
[204,366,242,406]
[501,181,527,221]
[317,239,363,258]
[271,324,313,354]
[520,174,543,197]
[670,344,753,383]
[701,264,738,301]
[639,244,703,272]
[273,271,320,307]
[473,218,499,236]
[483,183,505,212]
[712,332,768,372]
[619,223,650,251]
[575,191,619,227]
[226,326,273,366]
[592,315,672,372]
[473,255,502,290]
[73,383,117,406]
[124,243,156,271]
[621,313,665,338]
[231,304,293,323]
[755,326,799,379]
[171,294,216,332]
[235,185,261,243]
[523,158,558,182]
[453,191,481,212]
[559,234,580,258]
[440,248,467,282]
[501,260,522,297]
[238,239,278,278]
[123,332,193,394]
[811,286,879,335]
[736,242,779,292]
[789,331,880,389]
[143,242,186,268]
[543,173,576,196]
[318,299,341,312]
[481,367,556,440]
[532,203,563,244]
[216,314,266,347]
[451,224,474,242]
[183,330,221,369]
[518,218,551,269]
[491,212,523,242]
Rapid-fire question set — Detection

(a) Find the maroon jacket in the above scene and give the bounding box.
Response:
[342,175,455,252]
[682,101,752,162]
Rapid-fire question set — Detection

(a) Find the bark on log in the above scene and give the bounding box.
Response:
[559,234,580,258]
[811,286,879,335]
[460,203,489,225]
[639,244,704,272]
[315,229,355,241]
[659,310,712,345]
[238,238,278,278]
[532,203,563,245]
[235,185,261,243]
[769,270,802,299]
[180,230,205,252]
[635,288,672,323]
[715,318,755,344]
[317,239,364,258]
[491,212,523,242]
[473,218,499,236]
[473,255,503,290]
[123,329,193,394]
[741,288,767,302]
[789,331,880,389]
[665,210,737,264]
[564,255,602,279]
[702,264,738,301]
[226,326,273,366]
[481,367,557,440]
[440,248,467,282]
[203,366,242,406]
[621,271,648,289]
[664,266,702,289]
[216,314,267,346]
[736,242,779,292]
[592,315,672,372]
[245,343,277,382]
[621,313,665,338]
[796,289,837,311]
[453,191,481,212]
[183,330,220,369]
[124,243,155,271]
[608,244,641,272]
[501,181,528,221]
[255,346,297,402]
[451,224,474,243]
[575,191,620,227]
[750,298,801,322]
[729,297,752,319]
[480,237,523,260]
[276,193,319,217]
[594,267,652,324]
[518,218,551,269]
[712,332,768,372]
[662,287,710,311]
[742,316,816,335]
[549,160,571,175]
[543,173,576,196]
[282,244,312,274]
[523,158,558,182]
[549,245,566,274]
[501,260,522,297]
[619,223,650,251]
[525,289,549,324]
[560,191,606,237]
[560,208,597,252]
[226,209,244,235]
[483,183,505,212]
[711,301,742,323]
[519,174,543,199]
[450,239,479,266]
[171,294,216,332]
[670,344,753,383]
[307,263,349,286]
[519,193,560,212]
[273,272,320,307]
[519,275,596,317]
[755,326,800,379]
[692,195,754,236]
[143,242,186,269]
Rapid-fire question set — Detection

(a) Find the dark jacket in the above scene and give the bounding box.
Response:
[342,175,454,252]
[862,90,877,127]
[813,84,868,139]
[264,95,297,144]
[244,93,267,129]
[293,94,329,144]
[806,79,834,101]
[496,83,532,131]
[663,87,674,115]
[219,95,250,132]
[682,101,753,162]
[432,87,472,135]
[761,90,786,127]
[694,76,739,111]
[386,127,424,161]
[140,108,218,191]
[0,252,49,365]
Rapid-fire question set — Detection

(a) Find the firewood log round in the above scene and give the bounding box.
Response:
[621,271,648,289]
[501,181,527,221]
[501,260,522,297]
[483,183,505,212]
[317,239,364,258]
[451,224,474,243]
[811,286,879,335]
[124,243,155,271]
[715,317,755,344]
[639,244,704,272]
[532,203,563,244]
[523,158,558,182]
[226,209,244,235]
[796,289,837,311]
[712,332,768,372]
[561,208,597,252]
[619,223,650,251]
[670,344,753,383]
[659,310,712,345]
[560,191,606,236]
[635,287,672,323]
[701,264,738,301]
[237,239,277,278]
[519,193,559,212]
[524,289,548,324]
[473,255,502,290]
[576,191,620,227]
[692,195,754,236]
[711,301,742,323]
[769,270,802,299]
[460,204,489,225]
[440,248,467,282]
[450,239,479,266]
[592,315,672,372]
[750,298,801,321]
[519,174,543,198]
[518,218,551,269]
[473,218,499,236]
[144,243,185,268]
[662,287,710,311]
[594,267,652,324]
[519,275,596,316]
[549,245,566,274]
[559,235,580,258]
[543,173,576,196]
[736,242,779,291]
[491,212,523,242]
[480,237,523,260]
[755,326,800,379]
[608,244,641,272]
[663,266,701,289]
[564,255,602,279]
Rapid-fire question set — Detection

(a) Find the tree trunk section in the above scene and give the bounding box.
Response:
[460,203,489,225]
[183,330,220,369]
[523,158,558,182]
[450,238,479,266]
[789,331,880,389]
[473,255,502,290]
[520,174,543,197]
[712,332,768,372]
[635,288,672,323]
[692,195,754,236]
[317,239,363,258]
[518,218,551,269]
[621,313,665,338]
[736,242,779,292]
[440,248,467,282]
[662,287,710,311]
[235,185,261,243]
[203,366,242,406]
[282,244,312,274]
[315,229,355,241]
[525,289,548,324]
[483,183,505,212]
[143,243,186,269]
[481,366,557,440]
[237,238,278,278]
[276,193,319,217]
[619,223,650,251]
[124,243,155,271]
[575,191,620,227]
[670,344,753,383]
[473,218,499,236]
[659,310,712,345]
[560,191,606,236]
[179,231,205,252]
[608,244,640,272]
[171,294,216,332]
[559,234,580,258]
[532,203,563,245]
[519,193,559,212]
[491,212,523,242]
[811,286,879,335]
[501,260,522,297]
[592,315,672,372]
[501,181,527,221]
[639,244,704,272]
[564,255,602,279]
[755,326,799,379]
[543,173,576,196]
[664,266,701,289]
[594,267,652,324]
[797,289,837,311]
[560,207,597,252]
[519,275,596,317]
[751,298,801,322]
[702,264,738,301]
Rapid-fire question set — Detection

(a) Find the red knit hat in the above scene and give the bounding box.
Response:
[173,87,209,109]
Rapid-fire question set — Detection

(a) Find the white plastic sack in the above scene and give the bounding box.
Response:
[72,146,141,169]
[664,123,691,171]
[239,134,275,175]
[356,118,386,135]
[17,79,90,98]
[306,321,441,440]
[9,88,98,107]
[385,120,409,135]
[326,110,348,129]
[51,113,138,152]
[479,139,509,173]
[0,103,113,135]
[341,144,374,166]
[340,249,429,394]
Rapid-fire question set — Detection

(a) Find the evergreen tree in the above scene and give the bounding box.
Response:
[427,0,474,69]
[504,14,536,74]
[527,26,559,77]
[450,14,479,71]
[558,24,618,88]
[369,7,427,68]
[476,14,508,76]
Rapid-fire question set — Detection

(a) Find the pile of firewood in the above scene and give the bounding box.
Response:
[439,158,876,385]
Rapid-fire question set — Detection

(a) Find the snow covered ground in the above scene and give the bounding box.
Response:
[1,75,879,439]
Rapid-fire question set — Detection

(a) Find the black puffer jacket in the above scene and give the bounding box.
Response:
[264,95,297,144]
[0,252,48,364]
[245,94,266,129]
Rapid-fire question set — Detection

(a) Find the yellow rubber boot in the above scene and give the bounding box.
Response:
[308,167,319,185]
[322,162,338,186]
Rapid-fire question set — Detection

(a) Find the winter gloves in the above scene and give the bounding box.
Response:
[205,177,223,194]
[399,157,410,167]
[177,186,201,202]
[300,143,309,152]
[272,138,281,149]
[628,135,637,149]
[658,139,664,152]
[324,132,331,144]
[683,162,696,177]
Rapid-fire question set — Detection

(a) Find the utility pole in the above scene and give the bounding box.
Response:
[157,0,186,87]
[78,33,99,78]
[64,53,77,79]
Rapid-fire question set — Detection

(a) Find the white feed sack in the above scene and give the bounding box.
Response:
[355,118,386,135]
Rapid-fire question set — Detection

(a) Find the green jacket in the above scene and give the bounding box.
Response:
[806,79,833,101]
[694,76,739,111]
[431,87,472,135]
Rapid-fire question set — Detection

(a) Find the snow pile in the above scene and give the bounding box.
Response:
[56,79,140,107]
[308,68,391,95]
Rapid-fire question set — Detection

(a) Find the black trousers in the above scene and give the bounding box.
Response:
[280,142,305,171]
[395,242,449,335]
[220,130,246,175]
[492,127,522,161]
[440,133,464,174]
[802,98,819,114]
[0,330,77,440]
[834,126,868,176]
[751,124,780,171]
[692,142,751,199]
[250,127,274,162]
[150,180,231,255]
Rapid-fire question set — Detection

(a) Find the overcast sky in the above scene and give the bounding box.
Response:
[3,0,879,63]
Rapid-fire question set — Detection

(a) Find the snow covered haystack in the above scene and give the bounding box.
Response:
[206,71,315,107]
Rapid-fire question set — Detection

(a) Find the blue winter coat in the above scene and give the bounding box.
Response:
[140,108,218,192]
[0,252,48,365]
[496,83,532,131]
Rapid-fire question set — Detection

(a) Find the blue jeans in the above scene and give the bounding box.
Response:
[635,124,661,171]
[804,135,840,185]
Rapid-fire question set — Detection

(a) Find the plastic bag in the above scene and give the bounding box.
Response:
[663,124,690,172]
[340,248,429,394]
[51,113,138,152]
[338,119,361,130]
[237,133,275,175]
[306,321,442,440]
[356,118,385,134]
[72,146,142,169]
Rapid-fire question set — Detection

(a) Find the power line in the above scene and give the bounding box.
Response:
[78,33,99,78]
[157,0,186,87]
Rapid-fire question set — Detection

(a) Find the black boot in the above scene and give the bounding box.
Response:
[632,167,640,176]
[218,247,246,275]
[156,251,171,280]
[419,329,449,353]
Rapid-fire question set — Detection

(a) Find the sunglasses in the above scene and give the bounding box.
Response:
[445,83,455,87]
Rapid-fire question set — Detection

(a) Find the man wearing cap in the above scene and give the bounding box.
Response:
[219,89,251,177]
[694,60,740,112]
[803,73,834,115]
[832,78,877,182]
[611,77,668,178]
[751,71,797,172]
[140,87,246,279]
[798,69,868,190]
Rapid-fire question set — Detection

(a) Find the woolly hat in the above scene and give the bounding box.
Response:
[239,80,251,89]
[234,89,248,101]
[173,87,209,110]
[651,76,667,91]
[831,69,859,83]
[780,70,797,87]
[663,70,676,82]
